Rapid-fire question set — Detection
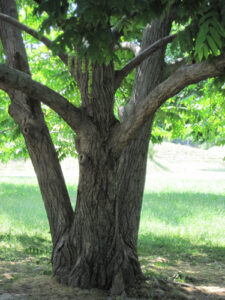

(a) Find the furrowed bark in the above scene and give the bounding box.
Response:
[116,15,173,249]
[52,134,143,293]
[75,59,116,132]
[50,62,143,293]
[0,0,73,245]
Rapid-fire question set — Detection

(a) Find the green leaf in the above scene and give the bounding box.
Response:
[207,35,219,55]
[199,11,218,25]
[195,22,209,51]
[214,20,225,38]
[209,26,222,48]
[203,43,209,59]
[197,46,204,62]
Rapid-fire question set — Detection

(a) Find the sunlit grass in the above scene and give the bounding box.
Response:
[0,179,77,259]
[0,159,224,265]
[139,176,225,263]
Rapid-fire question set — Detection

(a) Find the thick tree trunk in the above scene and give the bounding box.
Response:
[0,1,171,294]
[50,129,143,293]
[49,61,143,293]
[117,16,172,248]
[0,0,73,245]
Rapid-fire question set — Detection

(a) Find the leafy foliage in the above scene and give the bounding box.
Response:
[153,79,225,146]
[0,91,28,162]
[0,0,225,162]
[32,0,225,64]
[172,0,225,62]
[33,0,169,63]
[0,6,80,162]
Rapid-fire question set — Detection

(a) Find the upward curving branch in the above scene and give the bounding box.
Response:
[110,55,225,156]
[0,64,86,133]
[114,33,177,90]
[0,12,68,65]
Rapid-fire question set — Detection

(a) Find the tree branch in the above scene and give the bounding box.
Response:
[115,33,177,90]
[0,64,85,132]
[119,42,140,56]
[0,12,68,65]
[110,55,225,156]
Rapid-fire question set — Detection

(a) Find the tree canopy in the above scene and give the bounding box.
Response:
[0,0,224,162]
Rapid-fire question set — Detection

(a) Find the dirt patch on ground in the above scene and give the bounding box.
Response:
[140,256,225,299]
[0,258,107,299]
[0,257,225,299]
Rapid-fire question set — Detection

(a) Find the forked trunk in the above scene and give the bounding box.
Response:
[50,58,144,290]
[0,0,171,294]
[51,136,143,293]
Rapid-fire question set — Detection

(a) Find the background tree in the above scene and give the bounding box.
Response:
[0,0,225,295]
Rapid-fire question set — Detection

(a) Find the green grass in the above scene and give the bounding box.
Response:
[0,177,76,260]
[139,177,225,265]
[0,172,224,265]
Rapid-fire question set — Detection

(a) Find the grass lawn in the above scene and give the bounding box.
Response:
[0,142,224,299]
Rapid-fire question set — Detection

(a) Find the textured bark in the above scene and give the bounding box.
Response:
[0,0,73,245]
[116,16,173,248]
[51,135,143,293]
[49,64,143,293]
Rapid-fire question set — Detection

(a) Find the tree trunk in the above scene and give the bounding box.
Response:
[0,1,172,294]
[0,0,73,245]
[49,126,142,293]
[48,61,143,293]
[117,16,172,248]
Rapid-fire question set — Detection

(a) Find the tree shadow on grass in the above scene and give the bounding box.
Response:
[138,233,225,299]
[142,191,225,226]
[140,191,225,266]
[0,186,224,298]
[138,232,225,262]
[0,233,52,261]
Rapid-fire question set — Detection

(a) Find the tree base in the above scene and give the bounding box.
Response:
[52,235,144,295]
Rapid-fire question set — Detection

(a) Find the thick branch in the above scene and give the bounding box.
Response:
[115,33,177,90]
[0,12,68,65]
[110,55,225,155]
[0,64,84,132]
[120,42,140,56]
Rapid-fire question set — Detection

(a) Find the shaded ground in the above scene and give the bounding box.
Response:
[0,255,225,299]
